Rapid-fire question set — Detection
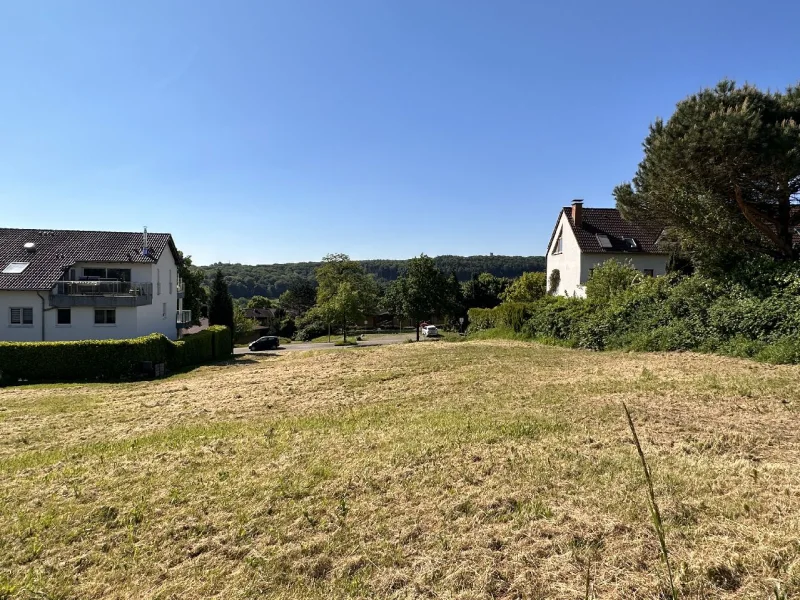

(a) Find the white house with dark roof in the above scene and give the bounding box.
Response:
[0,228,191,342]
[546,200,669,297]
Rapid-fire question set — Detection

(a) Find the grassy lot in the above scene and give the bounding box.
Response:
[1,341,798,599]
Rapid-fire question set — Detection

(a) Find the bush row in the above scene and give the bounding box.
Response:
[469,260,800,364]
[468,302,534,333]
[0,326,233,385]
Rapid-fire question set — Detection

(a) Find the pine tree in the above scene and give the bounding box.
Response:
[208,269,234,333]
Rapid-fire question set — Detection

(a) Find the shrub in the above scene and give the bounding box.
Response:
[755,337,800,364]
[714,335,765,359]
[584,259,640,302]
[295,320,328,341]
[475,263,800,364]
[467,308,496,332]
[523,296,591,344]
[277,317,297,339]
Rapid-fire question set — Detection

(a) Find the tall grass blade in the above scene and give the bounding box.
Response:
[623,402,678,600]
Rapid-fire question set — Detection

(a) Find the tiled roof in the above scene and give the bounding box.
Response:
[0,228,179,290]
[244,308,276,320]
[548,207,667,255]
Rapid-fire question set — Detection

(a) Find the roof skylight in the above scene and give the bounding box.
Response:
[2,262,30,274]
[596,234,613,249]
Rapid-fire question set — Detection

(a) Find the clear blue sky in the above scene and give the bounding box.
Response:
[1,1,798,265]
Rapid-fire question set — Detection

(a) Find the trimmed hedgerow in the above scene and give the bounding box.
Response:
[0,334,171,384]
[208,325,232,359]
[0,326,234,385]
[181,330,215,365]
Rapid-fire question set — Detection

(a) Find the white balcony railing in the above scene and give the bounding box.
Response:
[176,310,192,326]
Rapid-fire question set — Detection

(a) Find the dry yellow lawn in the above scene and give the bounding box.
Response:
[0,340,799,599]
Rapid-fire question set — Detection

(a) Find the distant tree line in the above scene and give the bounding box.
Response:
[199,255,544,299]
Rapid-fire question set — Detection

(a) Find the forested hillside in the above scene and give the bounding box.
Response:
[201,255,544,298]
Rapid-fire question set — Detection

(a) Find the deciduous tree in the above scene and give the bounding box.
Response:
[233,304,256,340]
[315,254,378,342]
[246,296,272,309]
[176,252,207,326]
[391,255,451,341]
[278,279,317,317]
[500,271,547,303]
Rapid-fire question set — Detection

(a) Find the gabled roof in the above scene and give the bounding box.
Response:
[244,307,276,320]
[0,228,180,291]
[547,207,667,255]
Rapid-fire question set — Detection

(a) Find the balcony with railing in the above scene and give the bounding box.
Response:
[50,280,154,307]
[176,310,192,327]
[176,278,185,299]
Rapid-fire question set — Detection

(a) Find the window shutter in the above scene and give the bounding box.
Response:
[22,308,33,324]
[10,308,20,324]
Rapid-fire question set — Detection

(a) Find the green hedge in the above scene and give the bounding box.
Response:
[208,325,232,359]
[0,334,171,384]
[181,330,214,365]
[0,326,234,385]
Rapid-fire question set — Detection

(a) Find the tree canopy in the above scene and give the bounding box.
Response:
[176,253,207,326]
[201,255,544,299]
[500,271,547,303]
[614,80,800,265]
[246,296,272,309]
[461,273,512,309]
[315,254,378,341]
[385,255,452,341]
[277,279,317,317]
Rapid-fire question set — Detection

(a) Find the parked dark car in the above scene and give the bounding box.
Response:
[249,336,280,351]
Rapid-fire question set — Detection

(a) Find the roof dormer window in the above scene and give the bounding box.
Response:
[623,237,639,250]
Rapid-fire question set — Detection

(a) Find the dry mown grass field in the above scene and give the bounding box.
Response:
[1,340,799,599]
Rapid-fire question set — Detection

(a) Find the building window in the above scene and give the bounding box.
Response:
[57,309,71,325]
[10,307,33,325]
[552,229,563,254]
[169,269,173,294]
[162,302,167,319]
[157,269,161,295]
[83,267,131,281]
[94,309,116,325]
[643,269,654,277]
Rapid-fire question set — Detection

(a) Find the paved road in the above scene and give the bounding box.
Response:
[233,334,418,355]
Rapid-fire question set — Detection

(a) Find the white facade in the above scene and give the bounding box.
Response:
[546,211,669,298]
[546,212,584,297]
[0,250,184,342]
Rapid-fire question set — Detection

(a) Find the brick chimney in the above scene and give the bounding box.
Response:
[571,199,583,228]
